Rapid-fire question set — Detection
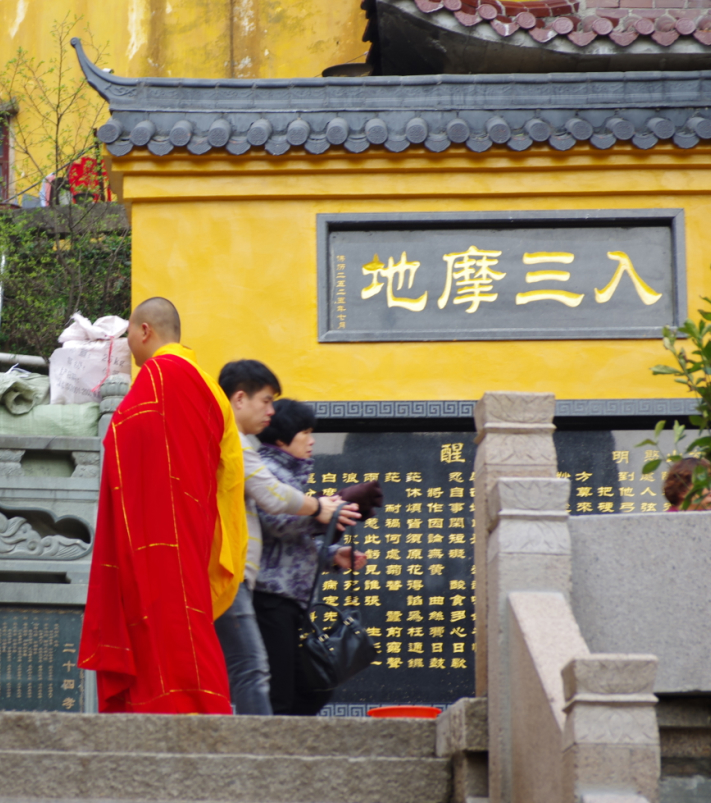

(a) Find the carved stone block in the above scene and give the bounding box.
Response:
[565,705,659,747]
[563,655,658,700]
[490,518,571,559]
[100,372,130,413]
[564,744,660,803]
[474,391,556,429]
[71,450,100,479]
[475,433,557,474]
[435,697,488,756]
[436,698,489,803]
[100,373,130,400]
[489,477,570,522]
[0,449,25,477]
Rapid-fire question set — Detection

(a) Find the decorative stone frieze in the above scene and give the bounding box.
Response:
[488,478,571,558]
[0,509,91,560]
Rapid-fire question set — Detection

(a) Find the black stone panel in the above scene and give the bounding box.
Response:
[0,607,85,712]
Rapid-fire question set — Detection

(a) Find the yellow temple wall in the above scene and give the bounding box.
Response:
[1,0,366,195]
[110,142,711,402]
[0,0,366,80]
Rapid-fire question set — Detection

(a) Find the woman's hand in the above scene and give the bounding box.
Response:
[333,546,367,571]
[317,496,361,530]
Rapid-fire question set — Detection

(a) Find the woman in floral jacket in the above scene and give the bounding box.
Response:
[253,398,367,715]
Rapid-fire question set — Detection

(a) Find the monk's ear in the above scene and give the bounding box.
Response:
[141,322,152,343]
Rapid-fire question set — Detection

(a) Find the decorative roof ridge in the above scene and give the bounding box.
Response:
[72,39,711,97]
[72,39,711,157]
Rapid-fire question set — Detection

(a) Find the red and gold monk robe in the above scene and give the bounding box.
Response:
[79,343,247,714]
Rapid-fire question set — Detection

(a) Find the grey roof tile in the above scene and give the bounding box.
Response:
[72,37,711,157]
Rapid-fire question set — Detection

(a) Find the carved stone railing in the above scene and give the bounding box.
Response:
[0,436,100,604]
[0,374,129,607]
[0,503,92,560]
[476,391,660,803]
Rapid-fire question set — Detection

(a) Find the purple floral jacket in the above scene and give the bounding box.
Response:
[254,443,331,609]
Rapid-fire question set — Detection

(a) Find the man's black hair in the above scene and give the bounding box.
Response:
[218,360,282,399]
[258,398,316,447]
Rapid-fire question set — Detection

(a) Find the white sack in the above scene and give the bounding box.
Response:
[50,313,131,404]
[57,312,128,343]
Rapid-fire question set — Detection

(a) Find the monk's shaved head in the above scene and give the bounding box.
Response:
[130,297,181,341]
[127,297,182,367]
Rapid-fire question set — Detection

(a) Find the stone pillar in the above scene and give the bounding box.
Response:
[562,656,660,803]
[488,475,573,803]
[474,391,557,698]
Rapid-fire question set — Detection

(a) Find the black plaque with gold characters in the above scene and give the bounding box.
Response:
[311,432,477,707]
[0,607,85,712]
[317,209,686,342]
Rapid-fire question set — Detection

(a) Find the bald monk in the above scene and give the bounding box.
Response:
[79,298,247,713]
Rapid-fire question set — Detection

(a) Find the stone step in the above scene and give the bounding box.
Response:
[0,750,451,803]
[0,711,437,758]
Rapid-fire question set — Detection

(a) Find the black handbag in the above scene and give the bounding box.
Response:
[296,505,378,693]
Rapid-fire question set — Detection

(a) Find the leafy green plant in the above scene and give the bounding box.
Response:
[638,307,711,508]
[0,209,130,359]
[0,16,131,361]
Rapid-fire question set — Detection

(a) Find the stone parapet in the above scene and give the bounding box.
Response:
[570,511,711,693]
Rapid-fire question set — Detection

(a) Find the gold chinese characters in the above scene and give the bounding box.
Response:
[359,248,662,312]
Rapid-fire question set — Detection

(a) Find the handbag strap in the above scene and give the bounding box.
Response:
[307,502,347,609]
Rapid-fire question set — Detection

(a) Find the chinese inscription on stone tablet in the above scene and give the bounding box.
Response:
[0,608,84,712]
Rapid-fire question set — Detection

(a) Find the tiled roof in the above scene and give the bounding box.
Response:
[408,0,711,48]
[73,39,711,157]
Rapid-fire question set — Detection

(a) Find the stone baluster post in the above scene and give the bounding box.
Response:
[562,656,660,803]
[474,391,558,698]
[488,474,574,803]
[98,374,130,442]
[98,374,130,474]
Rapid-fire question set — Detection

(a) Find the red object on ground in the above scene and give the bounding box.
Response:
[367,705,442,718]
